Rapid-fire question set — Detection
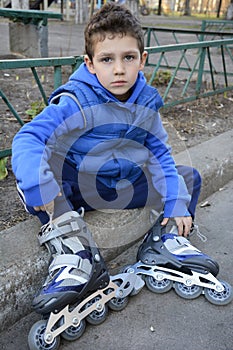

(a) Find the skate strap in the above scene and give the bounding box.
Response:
[38,217,85,246]
[49,254,92,283]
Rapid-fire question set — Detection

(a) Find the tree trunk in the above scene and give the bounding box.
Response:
[158,0,162,15]
[226,1,233,19]
[217,0,222,18]
[89,0,95,19]
[75,0,88,24]
[183,0,191,15]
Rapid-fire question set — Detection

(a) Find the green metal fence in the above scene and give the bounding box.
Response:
[0,38,233,159]
[143,22,233,49]
[145,38,233,107]
[201,19,233,40]
[0,56,83,158]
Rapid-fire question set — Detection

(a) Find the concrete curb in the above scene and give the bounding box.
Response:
[0,129,233,333]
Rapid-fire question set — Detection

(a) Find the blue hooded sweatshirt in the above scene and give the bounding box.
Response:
[12,63,191,217]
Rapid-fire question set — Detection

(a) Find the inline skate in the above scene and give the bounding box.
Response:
[28,210,144,350]
[123,213,233,305]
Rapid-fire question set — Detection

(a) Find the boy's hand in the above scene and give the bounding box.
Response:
[161,216,192,237]
[33,192,62,214]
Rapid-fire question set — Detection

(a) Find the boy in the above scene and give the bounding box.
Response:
[12,3,201,313]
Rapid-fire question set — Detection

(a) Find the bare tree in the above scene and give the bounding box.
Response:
[217,0,223,17]
[157,0,163,15]
[184,0,191,15]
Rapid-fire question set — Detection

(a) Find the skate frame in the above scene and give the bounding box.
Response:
[128,262,225,292]
[43,273,141,345]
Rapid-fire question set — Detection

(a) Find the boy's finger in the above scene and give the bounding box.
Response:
[161,217,169,226]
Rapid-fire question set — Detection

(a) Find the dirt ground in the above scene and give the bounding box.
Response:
[1,66,233,232]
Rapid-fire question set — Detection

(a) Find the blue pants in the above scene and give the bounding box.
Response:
[26,157,202,225]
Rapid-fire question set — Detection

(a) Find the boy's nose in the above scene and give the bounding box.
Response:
[113,60,125,74]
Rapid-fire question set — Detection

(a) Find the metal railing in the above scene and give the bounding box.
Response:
[145,38,233,107]
[143,21,233,51]
[0,38,233,158]
[0,56,83,158]
[201,19,233,40]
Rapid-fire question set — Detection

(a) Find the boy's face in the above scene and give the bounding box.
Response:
[85,33,147,101]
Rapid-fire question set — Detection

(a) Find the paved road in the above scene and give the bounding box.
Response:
[0,179,232,350]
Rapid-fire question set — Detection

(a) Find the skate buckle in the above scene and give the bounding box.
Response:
[70,220,80,231]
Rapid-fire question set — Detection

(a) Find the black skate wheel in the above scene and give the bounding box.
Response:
[28,319,60,350]
[61,319,86,341]
[85,296,108,325]
[174,282,202,299]
[145,275,173,293]
[108,295,129,311]
[108,278,129,311]
[204,280,233,305]
[86,305,108,325]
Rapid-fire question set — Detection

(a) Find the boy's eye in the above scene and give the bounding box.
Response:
[101,57,112,63]
[125,55,135,62]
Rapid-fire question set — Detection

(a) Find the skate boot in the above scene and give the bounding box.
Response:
[124,213,233,306]
[28,210,144,350]
[32,210,109,315]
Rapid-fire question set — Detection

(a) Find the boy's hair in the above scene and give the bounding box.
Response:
[84,2,144,60]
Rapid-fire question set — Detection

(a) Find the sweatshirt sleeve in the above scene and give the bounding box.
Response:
[11,96,85,207]
[145,112,191,217]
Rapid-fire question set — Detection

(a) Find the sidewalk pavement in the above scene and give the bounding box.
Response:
[0,129,233,338]
[0,164,232,350]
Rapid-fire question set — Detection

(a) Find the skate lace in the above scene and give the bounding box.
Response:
[189,224,207,242]
[39,210,55,237]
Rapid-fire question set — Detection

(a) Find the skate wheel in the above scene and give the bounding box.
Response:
[28,320,60,350]
[174,282,202,299]
[145,275,173,293]
[204,280,233,305]
[108,295,129,311]
[85,296,108,325]
[61,319,86,341]
[108,278,129,311]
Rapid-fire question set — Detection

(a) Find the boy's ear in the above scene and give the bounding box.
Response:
[84,55,96,74]
[139,51,148,70]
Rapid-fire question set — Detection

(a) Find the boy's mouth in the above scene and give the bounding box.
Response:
[111,80,127,86]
